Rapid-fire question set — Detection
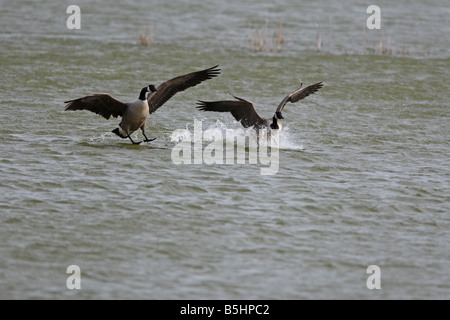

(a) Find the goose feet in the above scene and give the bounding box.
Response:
[126,132,156,144]
[142,132,156,143]
[127,135,142,145]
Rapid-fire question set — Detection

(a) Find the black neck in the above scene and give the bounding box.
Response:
[270,117,279,130]
[138,87,148,100]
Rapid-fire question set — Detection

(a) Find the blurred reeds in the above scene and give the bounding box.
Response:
[249,20,285,52]
[312,22,417,57]
[136,21,423,57]
[138,27,154,46]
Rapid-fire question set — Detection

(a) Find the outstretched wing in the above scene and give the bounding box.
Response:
[148,65,220,114]
[196,96,265,128]
[276,81,323,113]
[64,94,127,119]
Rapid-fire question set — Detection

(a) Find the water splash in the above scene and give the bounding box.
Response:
[278,126,305,151]
[170,118,305,151]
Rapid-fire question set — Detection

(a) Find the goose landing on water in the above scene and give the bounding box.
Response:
[65,65,220,144]
[196,81,323,133]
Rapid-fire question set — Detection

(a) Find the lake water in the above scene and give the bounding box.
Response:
[0,0,449,300]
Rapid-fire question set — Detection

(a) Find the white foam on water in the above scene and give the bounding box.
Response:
[170,119,305,151]
[277,126,305,151]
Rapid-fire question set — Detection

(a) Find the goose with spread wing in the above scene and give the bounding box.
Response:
[196,81,323,132]
[65,65,220,144]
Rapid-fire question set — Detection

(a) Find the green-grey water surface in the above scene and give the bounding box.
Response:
[1,0,449,299]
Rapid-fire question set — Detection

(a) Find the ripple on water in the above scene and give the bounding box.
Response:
[1,0,449,300]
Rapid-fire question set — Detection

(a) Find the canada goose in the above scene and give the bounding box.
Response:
[65,65,221,144]
[196,81,323,131]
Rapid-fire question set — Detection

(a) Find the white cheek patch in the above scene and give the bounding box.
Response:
[276,122,283,131]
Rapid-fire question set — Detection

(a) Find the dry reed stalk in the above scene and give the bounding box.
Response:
[316,24,321,52]
[250,21,284,52]
[272,22,284,52]
[138,28,149,46]
[250,28,266,52]
[138,27,154,46]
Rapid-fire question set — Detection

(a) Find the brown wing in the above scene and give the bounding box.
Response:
[148,65,220,114]
[64,94,128,119]
[276,81,323,113]
[196,96,265,128]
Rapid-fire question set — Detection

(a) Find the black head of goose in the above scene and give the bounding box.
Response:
[65,65,220,144]
[196,81,323,131]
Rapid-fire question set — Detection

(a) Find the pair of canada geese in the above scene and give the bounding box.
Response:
[65,65,323,144]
